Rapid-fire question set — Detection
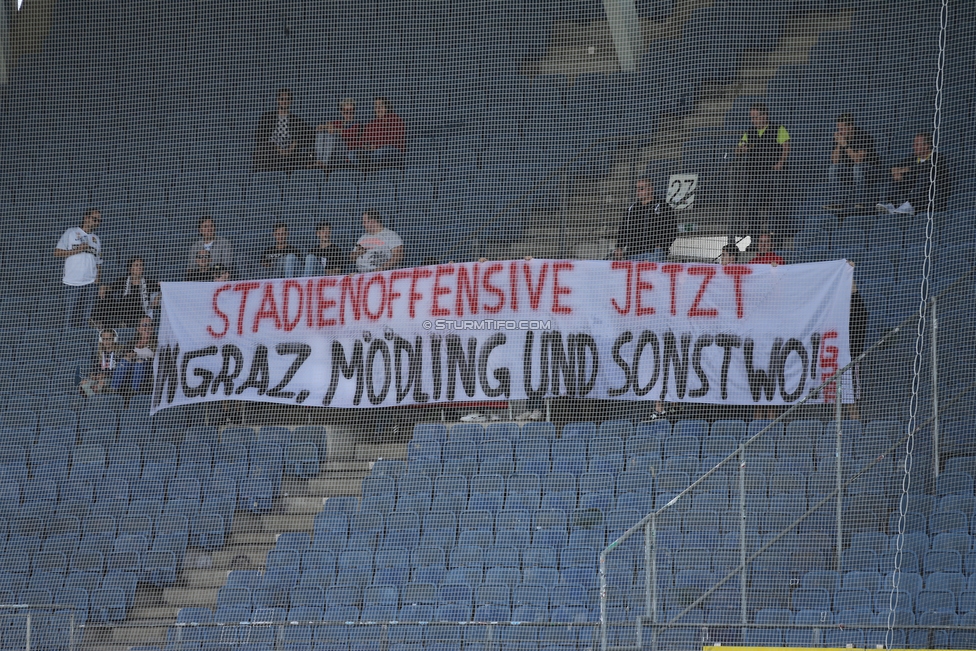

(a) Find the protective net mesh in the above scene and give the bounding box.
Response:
[1,0,975,649]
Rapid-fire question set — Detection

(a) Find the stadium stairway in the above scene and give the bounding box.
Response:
[492,6,857,263]
[79,431,396,650]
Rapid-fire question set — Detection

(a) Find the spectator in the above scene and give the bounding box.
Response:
[748,233,784,266]
[720,244,739,265]
[80,328,118,397]
[314,98,362,170]
[253,88,311,173]
[613,178,676,261]
[212,264,232,282]
[359,97,406,171]
[879,132,953,214]
[303,222,345,276]
[351,210,404,272]
[261,222,301,277]
[824,113,880,212]
[734,102,790,236]
[93,257,161,328]
[110,316,156,395]
[54,208,103,330]
[186,217,234,281]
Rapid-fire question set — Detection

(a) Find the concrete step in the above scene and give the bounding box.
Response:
[162,586,220,608]
[80,625,167,649]
[177,568,233,589]
[356,442,407,461]
[228,512,317,537]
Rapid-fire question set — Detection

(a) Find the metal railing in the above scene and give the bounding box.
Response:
[0,603,78,651]
[157,619,603,650]
[598,267,976,651]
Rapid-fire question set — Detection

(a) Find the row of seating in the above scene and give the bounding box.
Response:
[411,418,901,442]
[166,599,975,650]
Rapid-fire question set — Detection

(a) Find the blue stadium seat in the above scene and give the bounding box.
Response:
[396,474,432,514]
[385,512,420,549]
[936,471,973,497]
[522,422,557,439]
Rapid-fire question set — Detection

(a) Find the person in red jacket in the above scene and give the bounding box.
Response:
[360,97,406,171]
[313,97,362,170]
[748,233,784,265]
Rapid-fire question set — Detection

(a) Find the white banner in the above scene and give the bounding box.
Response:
[151,259,853,412]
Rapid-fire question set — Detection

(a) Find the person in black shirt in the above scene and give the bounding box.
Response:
[92,257,161,327]
[613,178,676,261]
[825,113,880,212]
[881,132,953,213]
[303,222,345,276]
[260,222,301,277]
[253,88,312,173]
[734,102,791,237]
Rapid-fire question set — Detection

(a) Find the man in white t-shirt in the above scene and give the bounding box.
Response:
[351,210,404,273]
[54,208,104,329]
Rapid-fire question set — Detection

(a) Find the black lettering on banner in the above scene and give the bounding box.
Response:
[211,345,245,396]
[743,337,782,403]
[152,344,180,409]
[523,330,548,399]
[632,330,660,397]
[572,333,599,397]
[323,340,364,406]
[809,332,822,379]
[236,344,270,395]
[546,331,575,397]
[715,334,743,400]
[181,345,218,398]
[660,331,692,401]
[266,343,312,400]
[430,335,442,402]
[609,332,633,397]
[689,334,714,399]
[445,335,477,400]
[365,338,392,404]
[778,338,809,402]
[394,336,429,403]
[478,333,511,398]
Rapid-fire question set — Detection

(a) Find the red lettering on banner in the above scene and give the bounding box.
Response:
[482,263,505,314]
[723,265,752,319]
[207,284,232,338]
[281,280,303,332]
[431,265,455,317]
[315,277,338,327]
[687,266,718,318]
[305,279,315,328]
[820,330,840,402]
[253,283,282,332]
[524,262,549,310]
[233,282,261,336]
[409,267,432,318]
[388,270,412,319]
[662,263,682,316]
[339,275,363,324]
[456,264,480,317]
[551,262,573,314]
[635,261,657,317]
[363,274,387,321]
[509,261,519,311]
[610,261,633,315]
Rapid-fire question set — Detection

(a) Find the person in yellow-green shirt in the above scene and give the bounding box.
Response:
[734,102,790,240]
